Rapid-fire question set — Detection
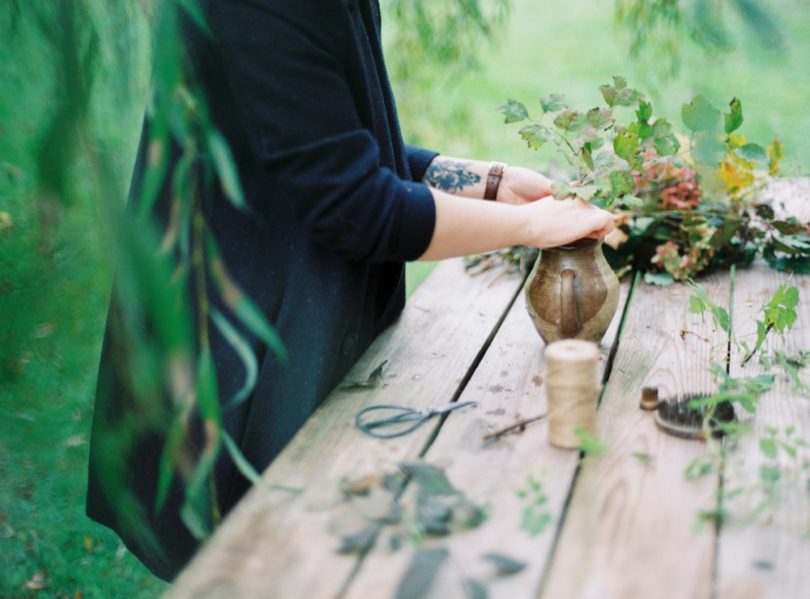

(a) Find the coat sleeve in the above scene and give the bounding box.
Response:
[209,0,435,263]
[405,145,439,183]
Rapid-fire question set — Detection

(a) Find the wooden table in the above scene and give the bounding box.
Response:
[167,253,809,598]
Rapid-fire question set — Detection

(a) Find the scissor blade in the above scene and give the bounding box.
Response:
[432,400,477,415]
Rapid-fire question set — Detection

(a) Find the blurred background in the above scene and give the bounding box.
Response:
[1,0,807,596]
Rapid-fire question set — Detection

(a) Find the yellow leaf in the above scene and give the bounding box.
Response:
[767,137,784,176]
[726,132,747,149]
[717,157,754,195]
[0,211,12,230]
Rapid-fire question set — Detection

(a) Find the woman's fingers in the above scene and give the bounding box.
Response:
[522,197,615,248]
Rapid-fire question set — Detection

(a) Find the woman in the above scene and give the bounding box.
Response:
[87,0,614,581]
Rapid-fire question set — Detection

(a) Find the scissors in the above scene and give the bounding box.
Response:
[355,401,477,439]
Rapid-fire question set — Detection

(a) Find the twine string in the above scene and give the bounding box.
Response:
[544,339,600,449]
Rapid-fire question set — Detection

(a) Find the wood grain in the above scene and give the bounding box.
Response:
[165,260,525,599]
[715,265,810,599]
[540,275,731,599]
[340,277,631,599]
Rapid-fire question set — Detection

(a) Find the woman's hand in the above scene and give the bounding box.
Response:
[418,189,616,261]
[497,166,555,205]
[519,196,615,248]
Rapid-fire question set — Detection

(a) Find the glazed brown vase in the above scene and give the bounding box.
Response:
[524,238,620,344]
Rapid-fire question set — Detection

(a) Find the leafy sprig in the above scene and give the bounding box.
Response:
[498,76,680,209]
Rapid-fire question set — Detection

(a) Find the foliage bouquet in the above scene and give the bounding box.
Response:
[498,78,810,284]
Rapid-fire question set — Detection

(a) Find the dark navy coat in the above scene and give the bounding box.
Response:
[87,0,437,580]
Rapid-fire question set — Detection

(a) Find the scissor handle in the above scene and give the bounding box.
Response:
[355,404,427,439]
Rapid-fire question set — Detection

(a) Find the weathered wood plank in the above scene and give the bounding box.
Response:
[715,265,810,599]
[540,276,731,599]
[164,259,524,599]
[341,277,631,599]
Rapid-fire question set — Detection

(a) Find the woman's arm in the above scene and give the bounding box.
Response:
[423,155,555,205]
[418,189,615,261]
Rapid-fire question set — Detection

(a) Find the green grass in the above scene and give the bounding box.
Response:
[0,5,167,597]
[3,0,810,595]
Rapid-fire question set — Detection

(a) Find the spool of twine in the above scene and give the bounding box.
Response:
[544,339,600,449]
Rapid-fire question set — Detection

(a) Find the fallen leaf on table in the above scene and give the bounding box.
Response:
[482,552,527,576]
[395,547,448,599]
[341,359,389,391]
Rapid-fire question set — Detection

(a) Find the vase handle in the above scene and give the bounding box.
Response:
[559,268,581,337]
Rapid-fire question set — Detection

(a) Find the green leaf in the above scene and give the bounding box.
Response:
[689,295,707,314]
[498,99,529,123]
[600,81,641,107]
[574,184,598,202]
[636,100,652,123]
[580,147,595,172]
[632,452,654,466]
[586,107,613,129]
[461,578,488,599]
[518,123,548,150]
[759,437,778,460]
[724,97,743,134]
[483,553,527,576]
[395,548,449,599]
[233,296,288,363]
[681,95,721,132]
[644,271,675,286]
[620,195,643,208]
[196,349,221,423]
[737,143,768,166]
[764,284,799,334]
[693,132,726,166]
[610,170,634,196]
[710,305,731,333]
[155,411,189,513]
[552,181,572,199]
[178,0,213,36]
[613,128,639,162]
[540,93,566,113]
[654,134,680,156]
[207,235,288,363]
[399,463,459,499]
[208,130,247,211]
[685,458,714,479]
[211,309,258,408]
[553,109,585,131]
[222,430,263,486]
[575,428,607,454]
[779,441,798,459]
[520,509,552,536]
[652,119,673,138]
[760,465,781,484]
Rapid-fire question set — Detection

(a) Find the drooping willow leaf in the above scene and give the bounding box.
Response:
[211,308,258,408]
[207,130,248,211]
[206,233,288,363]
[177,0,213,37]
[155,409,190,513]
[222,430,262,486]
[179,348,223,539]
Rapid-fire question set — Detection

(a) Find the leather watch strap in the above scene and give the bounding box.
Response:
[484,161,507,201]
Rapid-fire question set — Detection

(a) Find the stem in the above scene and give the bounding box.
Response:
[741,323,772,366]
[547,128,582,177]
[482,413,547,443]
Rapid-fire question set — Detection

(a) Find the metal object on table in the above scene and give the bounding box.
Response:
[355,401,477,439]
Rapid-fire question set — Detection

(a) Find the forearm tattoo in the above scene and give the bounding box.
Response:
[424,159,481,193]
